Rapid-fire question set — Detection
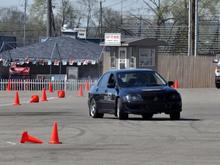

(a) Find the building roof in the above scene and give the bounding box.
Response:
[121,37,166,47]
[101,37,166,47]
[0,36,102,62]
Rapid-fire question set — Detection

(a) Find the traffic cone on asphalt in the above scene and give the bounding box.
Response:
[20,131,43,144]
[30,95,39,103]
[85,81,90,92]
[58,90,65,98]
[49,82,53,93]
[41,88,48,101]
[49,122,61,144]
[6,80,11,91]
[174,80,179,89]
[77,84,84,97]
[14,91,21,106]
[171,80,179,89]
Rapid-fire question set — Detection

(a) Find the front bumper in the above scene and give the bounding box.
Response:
[121,101,182,115]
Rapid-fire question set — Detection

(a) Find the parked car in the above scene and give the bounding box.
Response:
[215,64,220,88]
[88,69,182,120]
[213,58,220,88]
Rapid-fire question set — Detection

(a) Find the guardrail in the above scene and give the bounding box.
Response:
[0,79,97,91]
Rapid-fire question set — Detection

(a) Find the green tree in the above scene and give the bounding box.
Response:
[28,0,47,41]
[0,7,27,45]
[29,0,46,25]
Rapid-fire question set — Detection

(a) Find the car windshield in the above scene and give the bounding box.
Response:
[116,71,167,88]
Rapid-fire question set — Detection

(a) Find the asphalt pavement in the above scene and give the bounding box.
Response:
[0,89,219,165]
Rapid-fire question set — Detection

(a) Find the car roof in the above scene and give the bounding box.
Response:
[107,68,153,74]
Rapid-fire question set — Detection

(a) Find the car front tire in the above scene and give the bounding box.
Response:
[117,98,128,120]
[170,112,180,120]
[89,98,104,118]
[216,82,220,89]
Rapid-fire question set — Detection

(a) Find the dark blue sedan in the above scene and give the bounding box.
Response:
[88,69,182,120]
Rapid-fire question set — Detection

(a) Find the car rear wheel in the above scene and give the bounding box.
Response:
[117,98,128,120]
[142,113,153,120]
[216,82,220,89]
[89,99,104,118]
[170,112,180,120]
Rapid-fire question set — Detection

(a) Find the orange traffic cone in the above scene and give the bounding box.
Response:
[58,90,65,98]
[77,84,84,97]
[6,80,11,91]
[85,81,90,92]
[49,122,61,144]
[41,88,48,101]
[20,131,43,144]
[14,91,21,106]
[30,95,39,103]
[173,80,179,89]
[49,82,53,93]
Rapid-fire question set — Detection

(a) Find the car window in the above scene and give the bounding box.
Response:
[116,71,166,87]
[97,72,111,88]
[108,74,116,86]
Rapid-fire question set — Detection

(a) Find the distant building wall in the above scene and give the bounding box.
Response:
[0,64,100,80]
[102,51,111,74]
[102,46,157,73]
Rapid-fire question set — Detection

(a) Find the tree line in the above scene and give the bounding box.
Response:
[0,0,219,53]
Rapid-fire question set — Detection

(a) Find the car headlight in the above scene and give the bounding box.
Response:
[123,94,143,103]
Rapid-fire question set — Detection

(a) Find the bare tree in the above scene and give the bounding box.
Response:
[78,0,98,35]
[102,7,121,33]
[142,0,177,39]
[29,0,47,25]
[59,0,77,27]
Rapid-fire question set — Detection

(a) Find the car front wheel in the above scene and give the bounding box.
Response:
[170,112,180,120]
[216,82,220,89]
[89,99,104,118]
[117,98,128,120]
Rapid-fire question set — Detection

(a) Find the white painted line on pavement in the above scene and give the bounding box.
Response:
[6,141,17,145]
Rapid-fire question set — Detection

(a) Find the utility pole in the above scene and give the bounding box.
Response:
[99,0,103,38]
[217,17,220,52]
[188,0,192,56]
[23,0,27,46]
[194,0,198,57]
[47,0,52,37]
[121,0,123,25]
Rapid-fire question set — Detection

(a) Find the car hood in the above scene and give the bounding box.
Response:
[119,86,178,96]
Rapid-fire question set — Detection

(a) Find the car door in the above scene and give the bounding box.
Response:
[102,73,118,113]
[95,72,111,113]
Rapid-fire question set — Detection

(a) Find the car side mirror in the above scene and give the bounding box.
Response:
[107,83,115,88]
[168,81,174,87]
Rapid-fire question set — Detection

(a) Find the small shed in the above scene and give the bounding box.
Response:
[100,36,165,73]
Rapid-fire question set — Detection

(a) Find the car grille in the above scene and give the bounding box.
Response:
[126,92,181,112]
[141,92,177,103]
